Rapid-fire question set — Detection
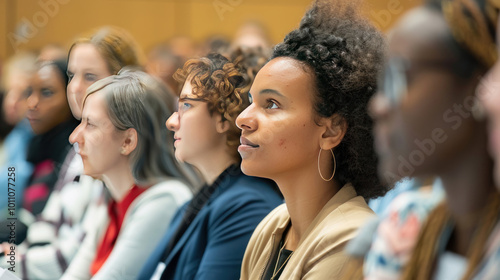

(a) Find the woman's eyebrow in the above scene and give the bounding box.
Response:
[259,89,284,98]
[179,97,206,102]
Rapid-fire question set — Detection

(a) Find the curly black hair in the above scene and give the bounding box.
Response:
[272,0,387,199]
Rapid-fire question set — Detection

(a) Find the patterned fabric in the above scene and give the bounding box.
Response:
[368,178,419,216]
[22,160,57,214]
[23,119,78,217]
[0,143,108,280]
[0,119,77,245]
[471,220,500,279]
[363,181,445,280]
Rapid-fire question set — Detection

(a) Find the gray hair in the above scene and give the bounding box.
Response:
[84,68,196,188]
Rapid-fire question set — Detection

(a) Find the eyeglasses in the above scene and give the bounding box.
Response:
[176,97,207,118]
[379,56,468,106]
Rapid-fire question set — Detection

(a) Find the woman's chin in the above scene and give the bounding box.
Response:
[83,169,102,180]
[240,162,266,178]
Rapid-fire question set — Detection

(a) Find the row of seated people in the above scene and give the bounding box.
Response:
[2,0,500,279]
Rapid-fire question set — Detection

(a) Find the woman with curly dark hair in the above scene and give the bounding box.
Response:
[137,53,283,280]
[238,0,387,279]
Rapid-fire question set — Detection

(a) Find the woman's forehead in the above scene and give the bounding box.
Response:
[389,8,453,59]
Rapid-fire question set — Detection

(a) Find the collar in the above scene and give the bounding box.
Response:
[271,184,358,240]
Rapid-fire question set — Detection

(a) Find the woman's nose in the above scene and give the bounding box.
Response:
[69,123,83,145]
[67,75,84,96]
[236,104,257,131]
[26,93,39,109]
[166,112,180,131]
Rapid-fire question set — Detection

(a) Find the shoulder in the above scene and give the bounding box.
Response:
[318,197,373,245]
[209,175,282,220]
[244,204,288,253]
[136,179,192,205]
[250,203,287,238]
[127,179,193,217]
[305,186,375,256]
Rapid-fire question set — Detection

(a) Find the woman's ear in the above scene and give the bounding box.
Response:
[121,128,138,156]
[319,114,347,150]
[215,116,231,134]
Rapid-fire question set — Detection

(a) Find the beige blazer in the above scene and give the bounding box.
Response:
[240,184,374,280]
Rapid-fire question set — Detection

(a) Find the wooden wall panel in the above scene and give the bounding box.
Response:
[1,0,422,60]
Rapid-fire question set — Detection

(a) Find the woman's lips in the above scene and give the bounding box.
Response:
[174,136,181,146]
[27,115,38,123]
[238,136,259,155]
[240,136,259,148]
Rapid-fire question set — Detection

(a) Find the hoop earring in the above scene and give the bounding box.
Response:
[318,148,336,182]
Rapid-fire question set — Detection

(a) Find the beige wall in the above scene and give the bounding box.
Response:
[1,0,421,60]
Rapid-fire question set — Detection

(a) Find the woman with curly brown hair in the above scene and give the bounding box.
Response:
[237,0,387,279]
[137,53,283,280]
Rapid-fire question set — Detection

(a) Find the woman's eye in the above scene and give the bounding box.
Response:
[23,87,33,98]
[248,93,253,103]
[41,89,53,97]
[265,100,279,109]
[85,73,97,82]
[67,72,74,81]
[180,102,192,110]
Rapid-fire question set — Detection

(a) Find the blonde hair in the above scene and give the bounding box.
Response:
[1,51,37,90]
[68,26,144,75]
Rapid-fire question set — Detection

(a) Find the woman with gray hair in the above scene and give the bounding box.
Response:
[61,69,194,279]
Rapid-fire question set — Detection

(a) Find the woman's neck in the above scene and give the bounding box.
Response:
[194,148,237,185]
[440,128,497,255]
[101,160,136,202]
[274,162,341,251]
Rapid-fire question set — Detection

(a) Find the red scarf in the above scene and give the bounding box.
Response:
[90,185,147,275]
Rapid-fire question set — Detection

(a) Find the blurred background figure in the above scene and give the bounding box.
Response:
[232,20,272,53]
[198,34,232,57]
[0,59,77,248]
[146,43,184,95]
[67,26,144,119]
[38,43,67,62]
[0,26,156,280]
[167,35,198,66]
[0,52,37,220]
[344,0,500,279]
[477,1,500,278]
